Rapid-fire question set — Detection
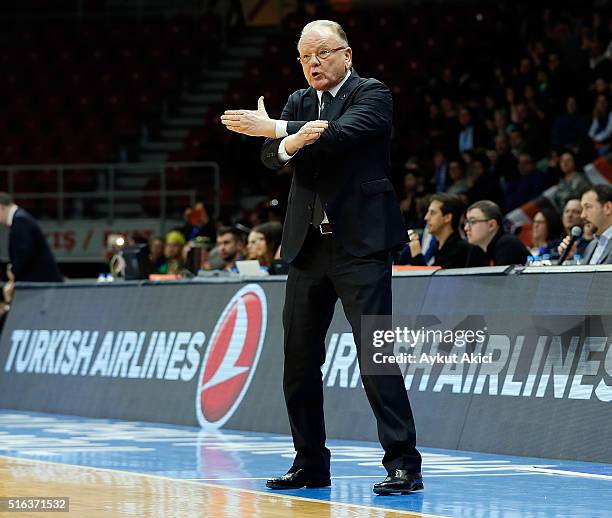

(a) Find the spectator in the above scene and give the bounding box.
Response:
[457,107,487,154]
[183,237,213,274]
[550,198,592,260]
[581,185,612,264]
[529,208,564,256]
[432,151,448,192]
[546,52,569,109]
[554,151,591,210]
[551,96,590,152]
[0,192,63,282]
[445,159,470,197]
[466,154,502,206]
[589,94,612,155]
[509,127,527,157]
[465,200,529,265]
[247,222,282,269]
[491,133,518,181]
[426,103,448,150]
[216,226,246,272]
[399,171,422,229]
[148,236,165,272]
[493,108,514,136]
[159,230,185,274]
[502,152,547,212]
[405,193,486,268]
[181,202,216,242]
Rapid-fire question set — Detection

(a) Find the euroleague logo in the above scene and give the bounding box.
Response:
[195,284,267,428]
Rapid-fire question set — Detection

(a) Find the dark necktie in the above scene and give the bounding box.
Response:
[311,91,333,227]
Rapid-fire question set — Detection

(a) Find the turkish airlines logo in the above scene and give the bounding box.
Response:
[196,284,267,428]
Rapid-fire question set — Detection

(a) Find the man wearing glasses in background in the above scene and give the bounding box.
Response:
[465,200,529,266]
[220,20,422,495]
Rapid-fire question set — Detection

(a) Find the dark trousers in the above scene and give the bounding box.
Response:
[282,227,421,474]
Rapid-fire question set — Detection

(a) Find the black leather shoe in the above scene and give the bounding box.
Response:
[373,470,423,495]
[266,468,331,490]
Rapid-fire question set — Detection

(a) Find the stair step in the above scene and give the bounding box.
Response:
[116,177,149,189]
[239,36,268,46]
[161,128,189,140]
[139,152,169,162]
[141,141,184,152]
[227,47,263,58]
[183,92,216,104]
[185,83,226,97]
[218,58,247,69]
[179,105,212,116]
[95,202,144,216]
[203,69,243,81]
[164,117,205,127]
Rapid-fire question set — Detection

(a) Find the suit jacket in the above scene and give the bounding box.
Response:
[583,234,612,264]
[261,70,406,263]
[9,208,63,282]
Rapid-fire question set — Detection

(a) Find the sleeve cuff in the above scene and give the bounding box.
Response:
[275,120,288,138]
[278,137,296,163]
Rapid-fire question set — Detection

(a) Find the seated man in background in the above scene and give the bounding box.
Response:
[405,193,487,268]
[465,200,529,266]
[0,192,63,282]
[216,226,245,272]
[559,186,612,264]
[580,185,612,264]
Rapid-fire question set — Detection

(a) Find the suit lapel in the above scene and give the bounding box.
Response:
[584,240,597,263]
[305,70,361,122]
[599,236,612,264]
[303,89,318,121]
[326,70,360,121]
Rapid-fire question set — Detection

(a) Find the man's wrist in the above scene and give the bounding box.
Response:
[284,134,301,156]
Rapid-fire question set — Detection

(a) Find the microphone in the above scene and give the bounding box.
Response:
[558,226,582,265]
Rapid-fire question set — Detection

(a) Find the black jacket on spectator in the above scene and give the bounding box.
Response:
[485,229,529,266]
[411,232,488,268]
[9,208,63,282]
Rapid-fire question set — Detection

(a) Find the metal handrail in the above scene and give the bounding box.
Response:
[0,161,220,225]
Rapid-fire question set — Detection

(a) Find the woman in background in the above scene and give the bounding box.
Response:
[530,208,564,257]
[247,222,282,269]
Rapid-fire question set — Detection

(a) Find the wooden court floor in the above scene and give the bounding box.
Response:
[0,456,443,518]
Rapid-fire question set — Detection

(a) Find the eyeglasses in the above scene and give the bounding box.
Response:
[297,47,347,65]
[464,218,490,227]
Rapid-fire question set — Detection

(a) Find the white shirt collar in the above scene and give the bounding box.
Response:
[7,205,18,227]
[316,69,352,103]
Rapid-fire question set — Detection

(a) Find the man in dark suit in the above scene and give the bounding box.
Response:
[0,193,63,282]
[221,20,422,495]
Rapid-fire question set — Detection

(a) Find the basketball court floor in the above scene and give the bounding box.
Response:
[0,410,610,517]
